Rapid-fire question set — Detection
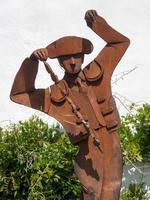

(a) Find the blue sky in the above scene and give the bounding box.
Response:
[0,0,150,125]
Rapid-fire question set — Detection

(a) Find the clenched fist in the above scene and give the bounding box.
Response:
[30,48,48,61]
[85,10,98,27]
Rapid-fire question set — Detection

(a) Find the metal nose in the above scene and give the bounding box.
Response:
[70,57,75,64]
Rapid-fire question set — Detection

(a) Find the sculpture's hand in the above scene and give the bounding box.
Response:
[30,48,48,61]
[84,10,98,27]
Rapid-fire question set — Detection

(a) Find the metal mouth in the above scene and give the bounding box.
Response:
[70,64,76,68]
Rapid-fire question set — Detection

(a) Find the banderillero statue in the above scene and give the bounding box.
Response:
[10,10,130,200]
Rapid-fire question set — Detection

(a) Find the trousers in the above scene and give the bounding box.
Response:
[74,128,123,200]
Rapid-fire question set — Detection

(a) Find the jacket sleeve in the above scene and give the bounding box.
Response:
[10,58,50,113]
[88,15,130,76]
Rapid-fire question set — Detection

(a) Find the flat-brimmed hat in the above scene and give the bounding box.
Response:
[46,36,93,58]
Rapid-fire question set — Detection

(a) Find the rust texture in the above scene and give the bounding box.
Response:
[10,10,130,200]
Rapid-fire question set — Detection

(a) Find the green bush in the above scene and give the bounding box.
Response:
[0,116,81,200]
[119,103,150,163]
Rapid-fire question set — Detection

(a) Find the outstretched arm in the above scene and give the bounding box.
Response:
[10,48,50,113]
[85,10,130,76]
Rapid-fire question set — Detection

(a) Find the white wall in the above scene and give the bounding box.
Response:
[0,0,150,126]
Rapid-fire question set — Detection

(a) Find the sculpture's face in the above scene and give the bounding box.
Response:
[58,53,84,74]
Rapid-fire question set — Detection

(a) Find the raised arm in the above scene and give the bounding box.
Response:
[10,48,50,113]
[85,10,130,75]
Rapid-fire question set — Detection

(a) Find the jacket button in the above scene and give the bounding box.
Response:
[102,107,114,116]
[106,120,118,130]
[97,97,105,104]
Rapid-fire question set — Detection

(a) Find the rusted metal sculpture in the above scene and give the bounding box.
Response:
[10,10,130,200]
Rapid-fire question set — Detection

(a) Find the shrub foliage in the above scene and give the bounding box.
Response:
[0,103,150,199]
[119,103,150,163]
[0,117,81,200]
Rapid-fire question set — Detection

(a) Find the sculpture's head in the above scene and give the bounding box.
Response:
[46,36,93,74]
[57,53,84,74]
